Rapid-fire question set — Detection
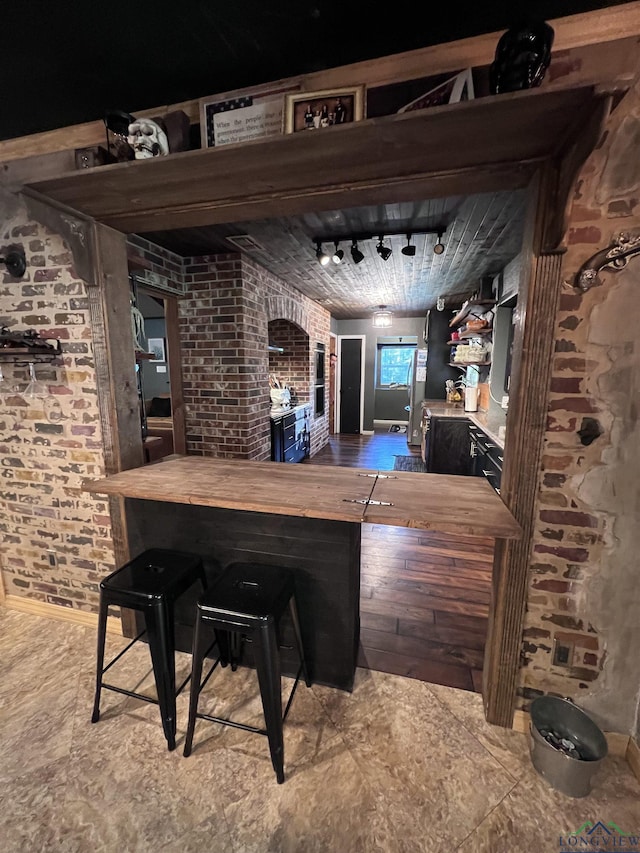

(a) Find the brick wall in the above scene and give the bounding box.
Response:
[0,203,113,612]
[517,77,640,733]
[268,319,310,407]
[179,253,330,460]
[126,235,185,294]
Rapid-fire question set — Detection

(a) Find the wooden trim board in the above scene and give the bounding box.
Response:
[3,596,122,635]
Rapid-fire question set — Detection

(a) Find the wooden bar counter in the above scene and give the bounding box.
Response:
[83,457,520,691]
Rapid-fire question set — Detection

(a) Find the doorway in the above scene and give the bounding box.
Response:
[132,281,187,461]
[329,333,337,434]
[338,336,364,434]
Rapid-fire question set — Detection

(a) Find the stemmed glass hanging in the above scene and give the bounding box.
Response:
[23,362,48,400]
[0,364,15,395]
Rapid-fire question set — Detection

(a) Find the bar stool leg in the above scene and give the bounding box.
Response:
[254,621,285,784]
[91,593,109,723]
[145,601,177,751]
[184,611,206,757]
[288,596,311,688]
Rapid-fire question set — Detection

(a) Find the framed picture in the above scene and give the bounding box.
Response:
[147,337,166,362]
[200,83,300,149]
[285,87,364,134]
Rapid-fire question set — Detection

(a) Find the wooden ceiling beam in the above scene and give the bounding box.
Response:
[25,85,601,235]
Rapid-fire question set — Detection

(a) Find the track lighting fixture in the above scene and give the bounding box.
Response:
[401,234,416,257]
[311,226,446,265]
[350,240,365,265]
[0,249,27,278]
[315,241,330,266]
[376,236,392,261]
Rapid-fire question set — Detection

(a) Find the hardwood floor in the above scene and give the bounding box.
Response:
[306,427,492,693]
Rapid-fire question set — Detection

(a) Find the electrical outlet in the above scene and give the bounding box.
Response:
[501,395,509,409]
[552,638,574,667]
[47,550,57,567]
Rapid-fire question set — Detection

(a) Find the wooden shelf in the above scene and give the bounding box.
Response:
[449,361,491,368]
[447,329,492,344]
[26,85,603,234]
[135,351,159,362]
[449,300,496,328]
[0,342,62,361]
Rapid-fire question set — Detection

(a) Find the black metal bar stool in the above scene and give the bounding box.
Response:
[91,548,207,751]
[183,562,311,783]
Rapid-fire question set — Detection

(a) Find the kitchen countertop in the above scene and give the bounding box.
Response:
[269,404,309,419]
[83,456,521,540]
[421,400,507,449]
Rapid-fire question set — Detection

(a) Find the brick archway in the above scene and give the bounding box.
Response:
[265,295,311,334]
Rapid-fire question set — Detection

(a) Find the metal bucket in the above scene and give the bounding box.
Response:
[529,696,608,798]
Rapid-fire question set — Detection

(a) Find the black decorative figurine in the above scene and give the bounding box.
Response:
[490,20,555,95]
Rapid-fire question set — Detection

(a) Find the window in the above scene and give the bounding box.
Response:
[377,344,415,387]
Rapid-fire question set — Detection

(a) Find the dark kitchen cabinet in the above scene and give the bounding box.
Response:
[271,406,310,463]
[469,425,503,494]
[425,416,473,475]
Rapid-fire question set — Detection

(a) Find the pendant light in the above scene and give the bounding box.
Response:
[372,305,393,327]
[433,231,445,255]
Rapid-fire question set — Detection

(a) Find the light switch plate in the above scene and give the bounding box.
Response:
[501,395,509,409]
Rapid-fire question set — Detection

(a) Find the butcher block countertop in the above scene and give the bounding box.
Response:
[83,456,521,540]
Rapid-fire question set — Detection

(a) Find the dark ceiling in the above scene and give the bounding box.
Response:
[2,0,631,142]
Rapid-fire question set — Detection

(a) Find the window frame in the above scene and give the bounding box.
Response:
[376,342,416,388]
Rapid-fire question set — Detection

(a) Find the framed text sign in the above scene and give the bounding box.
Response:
[200,84,300,148]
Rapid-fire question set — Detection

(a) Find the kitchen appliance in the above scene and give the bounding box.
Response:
[406,310,461,446]
[464,386,478,412]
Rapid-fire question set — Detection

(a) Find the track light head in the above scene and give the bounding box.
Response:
[332,242,344,264]
[433,231,445,255]
[376,237,392,261]
[350,240,365,265]
[401,234,416,257]
[315,241,330,266]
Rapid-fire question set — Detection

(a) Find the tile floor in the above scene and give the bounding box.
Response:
[2,607,639,853]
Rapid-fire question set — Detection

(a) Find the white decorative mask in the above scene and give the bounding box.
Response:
[127,119,169,159]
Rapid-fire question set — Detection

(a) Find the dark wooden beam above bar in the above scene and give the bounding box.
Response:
[27,86,603,234]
